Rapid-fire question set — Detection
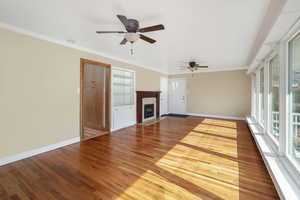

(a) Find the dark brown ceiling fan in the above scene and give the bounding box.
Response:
[96,15,165,45]
[179,61,208,72]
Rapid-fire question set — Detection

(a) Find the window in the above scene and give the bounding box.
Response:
[252,74,257,119]
[112,69,134,106]
[256,73,260,120]
[288,32,300,168]
[260,67,265,126]
[269,55,280,140]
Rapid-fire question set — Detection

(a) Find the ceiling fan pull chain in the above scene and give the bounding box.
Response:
[130,42,134,56]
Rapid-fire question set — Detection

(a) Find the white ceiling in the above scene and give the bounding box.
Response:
[0,0,274,74]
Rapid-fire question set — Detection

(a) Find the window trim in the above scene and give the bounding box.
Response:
[258,64,265,128]
[255,70,260,123]
[282,28,300,184]
[251,74,257,120]
[249,18,300,195]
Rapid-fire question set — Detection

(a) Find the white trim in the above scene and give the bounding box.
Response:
[282,25,300,186]
[0,22,168,75]
[279,38,287,155]
[246,118,300,200]
[0,137,80,166]
[281,16,300,44]
[251,74,257,118]
[188,113,245,120]
[0,22,254,75]
[170,66,248,75]
[110,121,137,132]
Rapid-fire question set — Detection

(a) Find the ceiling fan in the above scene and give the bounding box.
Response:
[96,15,165,51]
[179,61,208,72]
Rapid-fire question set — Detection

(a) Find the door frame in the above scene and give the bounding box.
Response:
[169,78,187,114]
[80,58,112,140]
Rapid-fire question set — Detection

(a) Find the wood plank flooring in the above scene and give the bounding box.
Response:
[0,116,279,200]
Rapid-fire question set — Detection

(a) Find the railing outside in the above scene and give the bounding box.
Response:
[272,112,300,155]
[272,111,280,138]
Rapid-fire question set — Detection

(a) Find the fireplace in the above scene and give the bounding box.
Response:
[144,104,154,119]
[136,91,160,123]
[142,98,156,122]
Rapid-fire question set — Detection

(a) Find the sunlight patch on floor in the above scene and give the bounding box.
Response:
[193,123,237,139]
[155,144,239,199]
[202,118,237,129]
[180,131,238,158]
[116,119,240,200]
[115,169,203,200]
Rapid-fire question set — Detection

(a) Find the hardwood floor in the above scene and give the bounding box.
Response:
[0,116,279,200]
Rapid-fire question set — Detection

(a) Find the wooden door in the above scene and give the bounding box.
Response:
[80,59,111,140]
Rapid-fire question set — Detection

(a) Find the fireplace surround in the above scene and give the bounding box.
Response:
[136,91,160,123]
[142,98,156,122]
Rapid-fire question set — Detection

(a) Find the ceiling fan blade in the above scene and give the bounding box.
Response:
[96,31,126,34]
[196,65,209,68]
[138,24,165,33]
[139,34,156,44]
[117,15,129,27]
[120,38,127,45]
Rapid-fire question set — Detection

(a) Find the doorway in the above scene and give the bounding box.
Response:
[160,76,168,115]
[80,58,111,140]
[169,78,187,114]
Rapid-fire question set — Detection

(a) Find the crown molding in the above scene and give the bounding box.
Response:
[0,22,168,75]
[0,22,255,75]
[169,66,248,75]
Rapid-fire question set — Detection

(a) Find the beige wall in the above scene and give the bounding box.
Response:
[170,70,251,118]
[0,28,165,158]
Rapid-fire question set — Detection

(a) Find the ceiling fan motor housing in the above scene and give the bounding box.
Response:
[189,61,196,68]
[126,19,139,32]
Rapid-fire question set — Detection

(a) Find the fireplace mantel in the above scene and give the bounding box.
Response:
[136,91,161,123]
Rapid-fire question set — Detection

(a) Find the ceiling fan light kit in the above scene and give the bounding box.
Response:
[179,61,209,72]
[96,15,165,55]
[124,33,139,43]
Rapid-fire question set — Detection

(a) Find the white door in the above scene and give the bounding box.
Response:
[169,78,187,114]
[160,77,168,115]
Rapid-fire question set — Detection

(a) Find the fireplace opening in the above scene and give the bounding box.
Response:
[144,104,155,119]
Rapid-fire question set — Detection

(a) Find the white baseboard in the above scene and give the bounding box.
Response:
[0,137,80,166]
[188,113,245,120]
